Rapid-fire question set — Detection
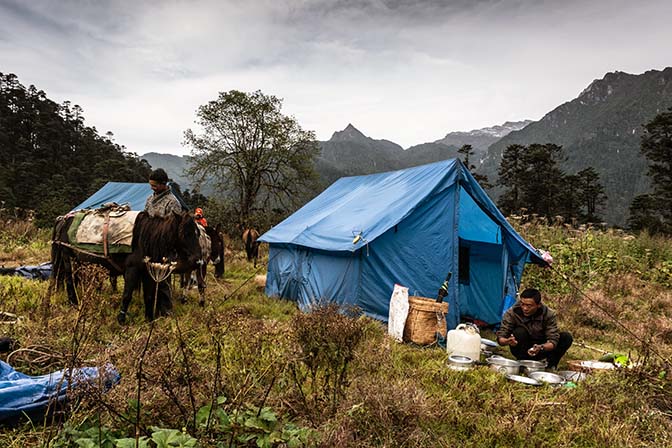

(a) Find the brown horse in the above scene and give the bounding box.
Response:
[51,211,202,322]
[242,228,260,267]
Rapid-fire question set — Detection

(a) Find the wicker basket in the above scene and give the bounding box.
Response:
[403,296,449,345]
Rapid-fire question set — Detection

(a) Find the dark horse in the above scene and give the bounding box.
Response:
[207,224,225,278]
[242,228,260,267]
[51,211,202,322]
[179,223,225,305]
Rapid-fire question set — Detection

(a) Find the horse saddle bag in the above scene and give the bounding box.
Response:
[71,209,140,253]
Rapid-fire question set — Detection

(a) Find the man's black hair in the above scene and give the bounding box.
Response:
[520,288,542,304]
[149,168,169,184]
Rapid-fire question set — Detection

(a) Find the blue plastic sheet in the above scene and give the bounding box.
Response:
[0,262,52,280]
[71,182,188,212]
[0,360,120,424]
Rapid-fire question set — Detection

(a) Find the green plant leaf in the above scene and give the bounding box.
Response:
[74,438,96,448]
[258,407,278,423]
[150,427,198,448]
[115,438,149,448]
[196,404,212,426]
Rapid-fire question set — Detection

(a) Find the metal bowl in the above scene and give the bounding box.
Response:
[528,371,565,385]
[519,359,547,374]
[448,354,474,366]
[481,338,498,348]
[557,370,587,382]
[447,355,474,371]
[486,356,521,375]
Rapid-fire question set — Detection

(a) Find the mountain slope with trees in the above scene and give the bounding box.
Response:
[480,67,672,225]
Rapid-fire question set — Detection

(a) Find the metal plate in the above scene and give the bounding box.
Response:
[578,360,615,370]
[481,338,498,347]
[557,370,587,382]
[506,374,541,385]
[448,364,471,372]
[529,371,565,384]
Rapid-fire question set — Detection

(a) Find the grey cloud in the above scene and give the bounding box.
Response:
[1,0,670,153]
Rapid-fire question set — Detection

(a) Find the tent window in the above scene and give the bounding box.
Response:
[459,246,470,285]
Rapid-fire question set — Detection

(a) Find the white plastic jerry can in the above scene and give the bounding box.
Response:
[446,323,481,362]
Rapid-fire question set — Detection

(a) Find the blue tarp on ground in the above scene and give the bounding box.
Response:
[0,262,52,280]
[0,360,120,424]
[71,182,188,212]
[260,159,547,329]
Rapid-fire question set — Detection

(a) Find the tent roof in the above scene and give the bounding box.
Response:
[260,159,545,264]
[71,182,188,212]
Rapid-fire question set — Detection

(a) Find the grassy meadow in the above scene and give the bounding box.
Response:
[0,217,671,447]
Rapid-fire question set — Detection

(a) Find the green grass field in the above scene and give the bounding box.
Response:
[0,219,670,447]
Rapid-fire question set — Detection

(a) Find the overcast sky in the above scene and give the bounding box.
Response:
[1,0,670,155]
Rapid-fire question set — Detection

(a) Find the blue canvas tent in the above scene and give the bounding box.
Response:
[259,159,547,329]
[71,182,188,212]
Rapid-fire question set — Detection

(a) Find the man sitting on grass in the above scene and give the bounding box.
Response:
[496,288,573,369]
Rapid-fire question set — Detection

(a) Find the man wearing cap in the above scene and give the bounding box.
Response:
[194,207,208,227]
[145,168,182,218]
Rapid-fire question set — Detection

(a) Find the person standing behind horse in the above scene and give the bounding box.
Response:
[194,207,208,227]
[142,168,183,317]
[145,168,182,218]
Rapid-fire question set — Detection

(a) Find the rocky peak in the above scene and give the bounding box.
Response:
[578,71,634,105]
[330,124,368,142]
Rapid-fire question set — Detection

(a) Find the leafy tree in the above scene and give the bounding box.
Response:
[628,108,672,233]
[458,144,491,188]
[184,90,320,229]
[181,189,209,212]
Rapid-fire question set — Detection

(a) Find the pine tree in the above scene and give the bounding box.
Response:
[628,108,672,233]
[497,144,527,215]
[458,144,491,188]
[576,167,607,223]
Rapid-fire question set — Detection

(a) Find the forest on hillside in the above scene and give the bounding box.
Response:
[0,73,151,226]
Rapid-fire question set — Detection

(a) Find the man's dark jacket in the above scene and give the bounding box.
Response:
[496,303,560,347]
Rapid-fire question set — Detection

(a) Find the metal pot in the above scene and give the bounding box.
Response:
[518,359,547,375]
[486,356,521,375]
[528,371,565,385]
[447,354,475,371]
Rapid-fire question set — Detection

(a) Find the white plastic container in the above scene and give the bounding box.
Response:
[446,323,481,362]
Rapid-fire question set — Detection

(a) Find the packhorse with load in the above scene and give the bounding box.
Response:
[51,204,203,322]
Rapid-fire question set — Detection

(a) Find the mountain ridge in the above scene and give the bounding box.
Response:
[480,66,672,225]
[141,67,672,226]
